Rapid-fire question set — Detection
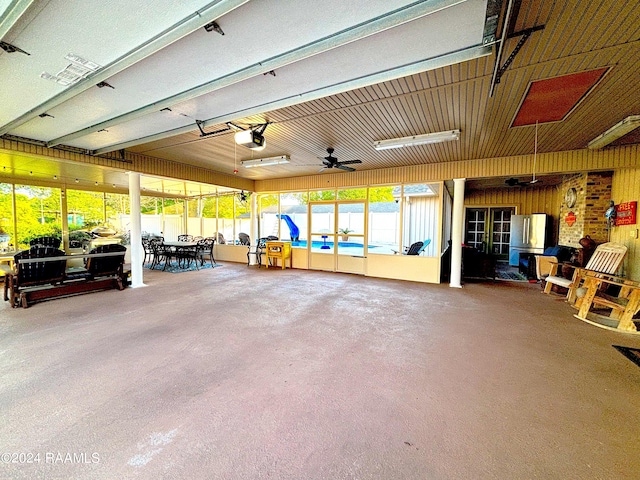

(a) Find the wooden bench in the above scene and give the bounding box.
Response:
[542,242,627,306]
[5,244,127,308]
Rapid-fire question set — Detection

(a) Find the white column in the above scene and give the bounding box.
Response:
[128,172,145,288]
[60,186,69,251]
[248,193,258,265]
[450,178,466,288]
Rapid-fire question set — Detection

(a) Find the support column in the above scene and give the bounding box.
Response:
[60,186,69,252]
[128,172,145,288]
[450,178,466,288]
[248,193,258,265]
[11,184,17,250]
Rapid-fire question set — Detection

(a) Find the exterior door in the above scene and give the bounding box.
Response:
[308,201,366,273]
[309,202,336,271]
[465,207,514,261]
[336,201,366,274]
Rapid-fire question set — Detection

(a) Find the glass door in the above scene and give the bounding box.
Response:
[308,201,367,273]
[309,202,335,271]
[464,207,514,260]
[336,201,366,274]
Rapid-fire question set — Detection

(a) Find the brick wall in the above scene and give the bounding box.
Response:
[558,172,612,247]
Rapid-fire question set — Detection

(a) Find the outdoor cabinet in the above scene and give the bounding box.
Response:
[265,241,291,269]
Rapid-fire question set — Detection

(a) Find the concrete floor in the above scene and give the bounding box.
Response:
[1,263,640,480]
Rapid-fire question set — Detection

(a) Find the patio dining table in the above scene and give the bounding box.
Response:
[160,241,200,270]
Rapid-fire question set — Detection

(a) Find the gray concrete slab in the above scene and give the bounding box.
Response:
[1,264,639,479]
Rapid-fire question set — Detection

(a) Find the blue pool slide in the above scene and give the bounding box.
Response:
[277,214,300,241]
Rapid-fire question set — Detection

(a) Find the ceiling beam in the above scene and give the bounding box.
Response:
[48,0,467,148]
[0,0,250,137]
[489,0,515,97]
[94,44,491,155]
[0,0,35,40]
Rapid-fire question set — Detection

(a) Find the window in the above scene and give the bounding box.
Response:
[258,194,279,239]
[235,193,250,243]
[368,186,399,255]
[309,189,336,201]
[0,183,14,250]
[15,185,61,250]
[337,187,366,200]
[217,195,234,244]
[400,183,439,256]
[280,192,307,245]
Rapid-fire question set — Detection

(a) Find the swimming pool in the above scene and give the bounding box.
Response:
[291,240,376,249]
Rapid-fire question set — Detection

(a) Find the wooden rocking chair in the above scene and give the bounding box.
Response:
[542,242,627,306]
[574,273,640,332]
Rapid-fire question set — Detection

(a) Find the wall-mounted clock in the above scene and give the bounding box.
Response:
[565,187,577,208]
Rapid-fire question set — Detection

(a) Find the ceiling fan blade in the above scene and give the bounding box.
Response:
[336,165,355,172]
[505,178,520,187]
[318,167,328,173]
[336,159,362,165]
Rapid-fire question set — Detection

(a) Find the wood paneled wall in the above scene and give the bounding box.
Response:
[256,145,639,193]
[465,184,560,246]
[2,138,637,196]
[610,167,640,281]
[464,185,560,216]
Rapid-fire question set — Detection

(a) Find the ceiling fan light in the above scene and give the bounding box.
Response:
[241,155,290,168]
[373,129,460,150]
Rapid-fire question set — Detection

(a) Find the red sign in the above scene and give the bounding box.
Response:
[615,201,637,226]
[565,211,577,226]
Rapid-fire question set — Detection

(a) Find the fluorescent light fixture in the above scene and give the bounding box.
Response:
[241,155,290,168]
[374,129,460,150]
[588,115,640,149]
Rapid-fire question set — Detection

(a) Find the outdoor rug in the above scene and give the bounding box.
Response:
[146,262,221,274]
[613,345,640,369]
[495,267,529,282]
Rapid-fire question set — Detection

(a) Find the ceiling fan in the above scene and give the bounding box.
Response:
[505,121,542,187]
[317,148,362,172]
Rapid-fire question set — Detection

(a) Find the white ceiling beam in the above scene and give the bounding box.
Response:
[0,0,250,136]
[0,0,35,40]
[94,44,491,155]
[48,0,467,148]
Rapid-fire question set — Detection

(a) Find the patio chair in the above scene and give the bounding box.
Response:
[196,237,217,267]
[29,236,61,249]
[410,239,431,256]
[543,242,628,306]
[177,234,194,242]
[150,242,176,270]
[247,236,278,266]
[238,232,250,245]
[142,238,156,266]
[175,244,200,269]
[393,239,431,255]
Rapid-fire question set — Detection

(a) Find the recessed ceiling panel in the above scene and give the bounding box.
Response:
[512,68,609,127]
